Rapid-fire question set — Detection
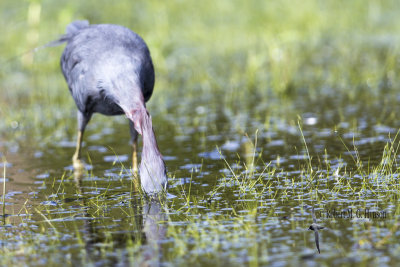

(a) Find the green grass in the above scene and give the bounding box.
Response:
[1,0,400,144]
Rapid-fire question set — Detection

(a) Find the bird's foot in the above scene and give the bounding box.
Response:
[132,154,138,175]
[72,156,85,193]
[73,156,85,171]
[73,167,84,193]
[132,165,138,176]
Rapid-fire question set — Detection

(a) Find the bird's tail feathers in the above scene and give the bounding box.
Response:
[41,35,71,48]
[2,20,89,64]
[65,20,89,35]
[42,20,90,48]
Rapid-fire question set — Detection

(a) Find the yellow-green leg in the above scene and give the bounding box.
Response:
[129,120,140,191]
[132,138,140,191]
[73,130,84,170]
[73,111,91,170]
[132,138,138,174]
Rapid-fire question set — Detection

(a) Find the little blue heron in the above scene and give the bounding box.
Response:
[54,20,167,194]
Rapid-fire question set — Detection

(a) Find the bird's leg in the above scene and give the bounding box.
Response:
[72,131,85,187]
[129,120,140,191]
[131,138,140,192]
[73,111,91,170]
[132,138,138,174]
[129,120,140,174]
[72,130,84,170]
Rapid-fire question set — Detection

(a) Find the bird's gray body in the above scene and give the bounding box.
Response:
[57,21,167,194]
[60,21,154,118]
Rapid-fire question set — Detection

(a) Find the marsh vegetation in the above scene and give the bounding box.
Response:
[1,0,400,266]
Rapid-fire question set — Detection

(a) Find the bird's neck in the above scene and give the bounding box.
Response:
[141,114,162,155]
[127,105,162,155]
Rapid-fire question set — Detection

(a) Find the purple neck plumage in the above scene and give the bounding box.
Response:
[128,106,160,152]
[126,103,167,194]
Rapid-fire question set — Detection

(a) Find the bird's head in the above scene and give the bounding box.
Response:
[139,153,168,195]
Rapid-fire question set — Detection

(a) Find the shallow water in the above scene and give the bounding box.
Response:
[2,90,400,266]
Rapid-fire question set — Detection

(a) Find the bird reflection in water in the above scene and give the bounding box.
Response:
[73,177,167,267]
